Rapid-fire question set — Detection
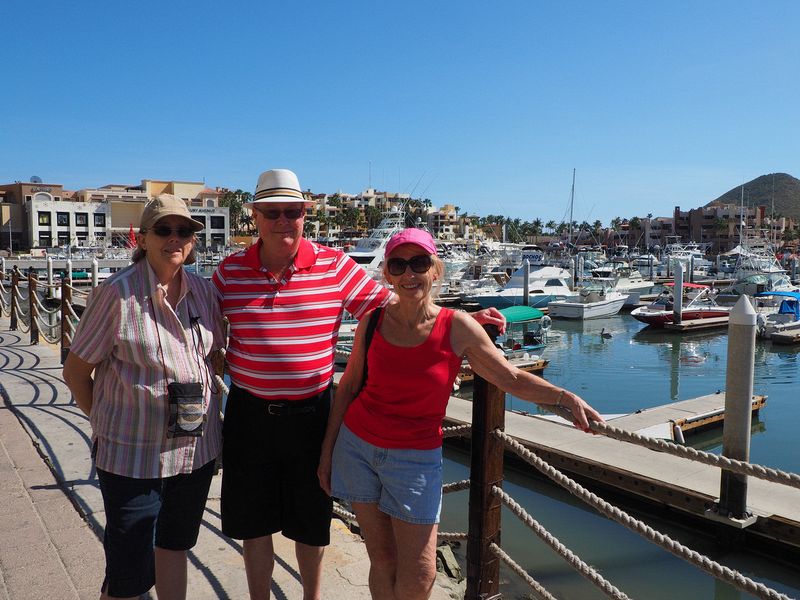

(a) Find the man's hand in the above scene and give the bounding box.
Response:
[470,307,506,334]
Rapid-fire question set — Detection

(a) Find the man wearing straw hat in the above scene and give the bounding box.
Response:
[213,169,502,600]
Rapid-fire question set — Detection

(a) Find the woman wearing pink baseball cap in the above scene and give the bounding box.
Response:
[318,228,602,600]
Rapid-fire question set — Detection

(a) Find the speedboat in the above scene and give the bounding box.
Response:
[548,285,627,320]
[630,283,730,327]
[465,265,572,309]
[754,291,800,339]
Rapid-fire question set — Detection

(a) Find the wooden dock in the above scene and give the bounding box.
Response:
[663,316,730,331]
[443,392,800,551]
[771,330,800,345]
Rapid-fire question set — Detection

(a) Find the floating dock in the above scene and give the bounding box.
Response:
[663,316,730,331]
[771,330,800,345]
[443,392,800,552]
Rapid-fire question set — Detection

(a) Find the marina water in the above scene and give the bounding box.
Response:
[443,314,800,599]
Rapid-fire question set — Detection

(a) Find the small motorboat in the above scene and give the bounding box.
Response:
[630,283,730,327]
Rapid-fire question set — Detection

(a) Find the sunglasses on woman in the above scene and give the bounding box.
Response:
[386,255,433,276]
[150,225,195,239]
[254,207,306,220]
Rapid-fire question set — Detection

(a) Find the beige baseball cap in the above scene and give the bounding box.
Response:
[140,194,204,231]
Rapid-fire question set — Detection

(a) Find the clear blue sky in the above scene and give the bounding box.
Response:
[2,1,799,226]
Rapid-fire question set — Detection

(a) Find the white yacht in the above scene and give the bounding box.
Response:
[465,264,572,309]
[345,208,406,278]
[549,284,627,320]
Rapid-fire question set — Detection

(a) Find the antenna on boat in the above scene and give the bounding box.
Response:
[568,168,575,247]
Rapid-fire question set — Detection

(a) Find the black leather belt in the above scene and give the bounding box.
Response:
[260,386,331,417]
[265,401,318,416]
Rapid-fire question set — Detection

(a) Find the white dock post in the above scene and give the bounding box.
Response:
[91,258,99,288]
[672,261,684,325]
[47,256,54,299]
[522,259,530,306]
[718,296,757,519]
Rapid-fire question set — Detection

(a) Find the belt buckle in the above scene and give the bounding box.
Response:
[267,402,287,416]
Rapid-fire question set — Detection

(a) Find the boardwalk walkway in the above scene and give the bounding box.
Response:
[0,317,459,600]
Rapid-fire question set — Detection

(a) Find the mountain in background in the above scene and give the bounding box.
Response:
[706,173,800,220]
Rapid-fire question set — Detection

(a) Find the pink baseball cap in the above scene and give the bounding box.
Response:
[385,228,438,256]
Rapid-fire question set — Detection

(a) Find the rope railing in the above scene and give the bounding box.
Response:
[12,305,31,332]
[13,286,29,302]
[63,283,91,296]
[591,420,800,491]
[495,430,791,600]
[489,543,560,600]
[442,479,471,495]
[32,292,62,316]
[493,486,632,600]
[33,315,62,344]
[442,424,472,439]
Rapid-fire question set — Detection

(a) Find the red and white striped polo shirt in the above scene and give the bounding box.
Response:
[212,238,390,400]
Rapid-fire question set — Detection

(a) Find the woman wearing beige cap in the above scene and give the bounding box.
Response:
[63,194,225,600]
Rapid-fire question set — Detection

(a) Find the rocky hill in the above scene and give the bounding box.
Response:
[706,173,800,220]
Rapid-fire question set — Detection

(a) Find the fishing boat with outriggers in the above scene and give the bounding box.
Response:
[630,282,730,327]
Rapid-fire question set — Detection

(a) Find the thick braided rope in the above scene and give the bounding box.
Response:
[442,479,470,495]
[438,532,468,541]
[65,302,81,322]
[442,424,472,439]
[33,313,61,333]
[333,502,357,522]
[33,316,62,344]
[32,293,61,315]
[214,374,229,396]
[0,293,9,316]
[32,279,62,291]
[493,487,631,600]
[0,278,9,294]
[12,305,31,332]
[64,283,90,297]
[488,543,560,600]
[496,431,791,600]
[14,286,29,302]
[13,294,30,316]
[592,421,800,490]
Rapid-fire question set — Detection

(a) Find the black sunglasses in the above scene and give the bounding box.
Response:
[255,207,306,220]
[387,255,433,276]
[150,225,194,239]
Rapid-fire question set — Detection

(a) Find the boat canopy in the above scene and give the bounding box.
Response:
[755,291,800,320]
[499,305,545,324]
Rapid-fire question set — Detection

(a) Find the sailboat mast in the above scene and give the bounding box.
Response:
[568,168,575,245]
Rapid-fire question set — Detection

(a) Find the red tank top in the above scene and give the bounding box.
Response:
[343,308,463,449]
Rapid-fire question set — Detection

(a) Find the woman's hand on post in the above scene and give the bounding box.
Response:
[471,307,506,334]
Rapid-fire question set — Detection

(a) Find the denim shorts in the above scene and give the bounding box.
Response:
[331,424,443,525]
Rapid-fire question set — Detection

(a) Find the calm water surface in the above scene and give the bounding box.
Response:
[442,314,800,600]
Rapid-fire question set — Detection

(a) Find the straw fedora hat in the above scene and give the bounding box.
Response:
[245,169,314,207]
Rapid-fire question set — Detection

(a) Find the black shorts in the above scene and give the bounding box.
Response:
[221,384,333,546]
[97,459,215,598]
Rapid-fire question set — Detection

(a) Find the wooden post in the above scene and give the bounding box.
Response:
[465,374,505,600]
[60,273,72,364]
[10,268,19,330]
[28,269,39,345]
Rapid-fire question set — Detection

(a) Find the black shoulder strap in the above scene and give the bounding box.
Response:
[361,307,383,388]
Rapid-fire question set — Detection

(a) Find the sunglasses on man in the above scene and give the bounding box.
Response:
[386,255,433,276]
[150,225,195,239]
[254,206,306,220]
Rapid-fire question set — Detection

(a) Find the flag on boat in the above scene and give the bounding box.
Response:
[127,224,136,249]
